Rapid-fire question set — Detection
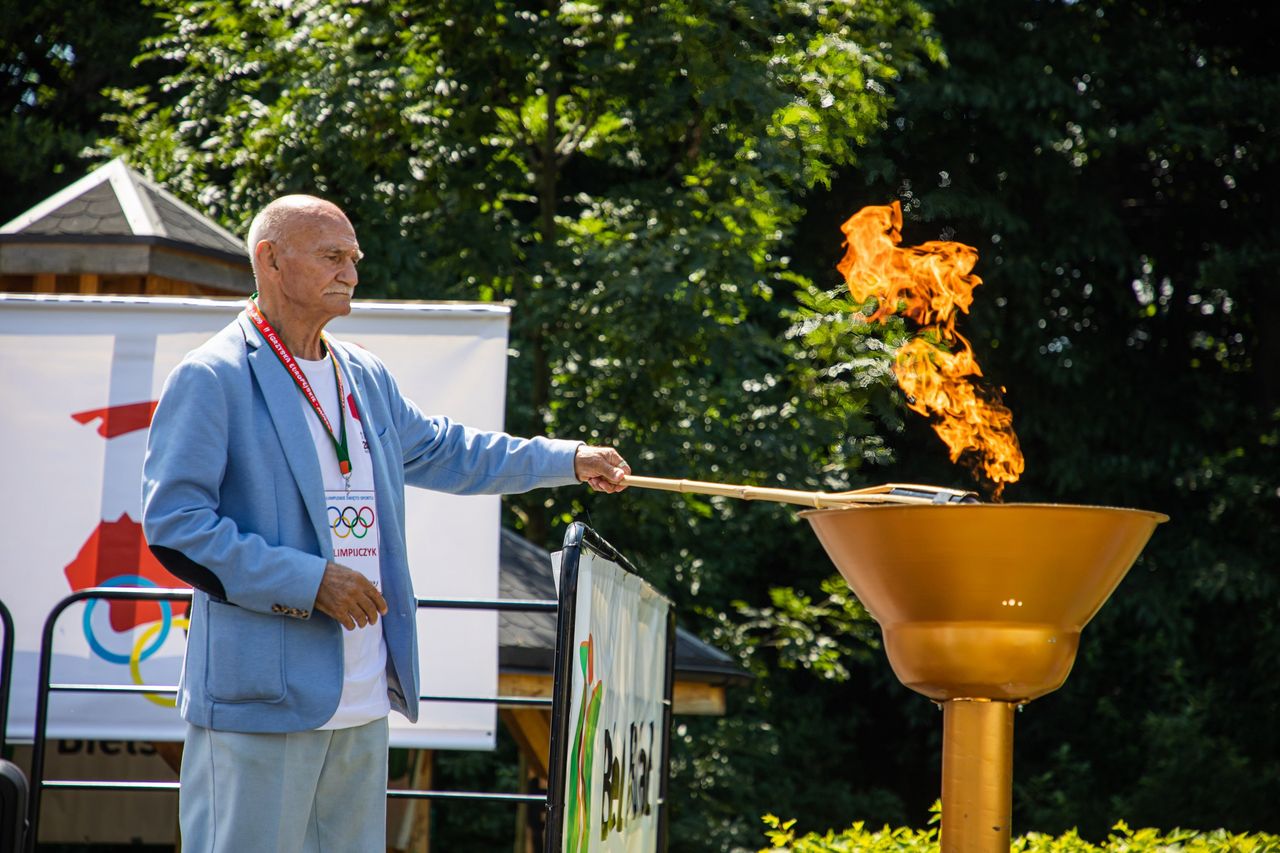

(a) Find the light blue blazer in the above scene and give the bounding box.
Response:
[141,312,580,733]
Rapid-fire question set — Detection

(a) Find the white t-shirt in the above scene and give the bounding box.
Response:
[295,351,391,729]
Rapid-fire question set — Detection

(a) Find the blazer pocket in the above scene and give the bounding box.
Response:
[204,600,286,703]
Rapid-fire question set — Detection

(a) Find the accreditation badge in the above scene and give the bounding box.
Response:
[326,489,381,584]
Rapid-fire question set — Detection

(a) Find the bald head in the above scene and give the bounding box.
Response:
[245,196,363,347]
[246,195,353,278]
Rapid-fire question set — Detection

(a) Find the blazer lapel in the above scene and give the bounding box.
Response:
[240,313,330,555]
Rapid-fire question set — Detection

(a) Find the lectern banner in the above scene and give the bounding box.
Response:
[559,544,671,853]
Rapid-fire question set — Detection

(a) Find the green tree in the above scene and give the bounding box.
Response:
[103,1,941,848]
[24,0,1275,842]
[105,0,938,551]
[786,0,1280,836]
[0,0,165,221]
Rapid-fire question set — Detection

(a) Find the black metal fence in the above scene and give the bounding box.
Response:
[12,523,673,852]
[1,600,13,756]
[21,589,567,852]
[1,598,26,853]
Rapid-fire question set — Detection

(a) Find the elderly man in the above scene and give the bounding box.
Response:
[142,194,629,852]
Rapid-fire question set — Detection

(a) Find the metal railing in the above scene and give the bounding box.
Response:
[24,587,564,850]
[27,585,190,843]
[1,599,13,755]
[0,597,25,853]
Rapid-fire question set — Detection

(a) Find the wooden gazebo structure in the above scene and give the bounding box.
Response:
[0,157,252,296]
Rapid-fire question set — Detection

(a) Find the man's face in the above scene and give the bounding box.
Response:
[267,209,363,323]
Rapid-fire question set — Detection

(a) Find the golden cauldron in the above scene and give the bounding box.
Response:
[801,503,1167,853]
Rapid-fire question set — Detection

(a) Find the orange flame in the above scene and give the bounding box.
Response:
[836,201,1023,497]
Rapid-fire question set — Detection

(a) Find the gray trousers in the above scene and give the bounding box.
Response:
[179,718,389,853]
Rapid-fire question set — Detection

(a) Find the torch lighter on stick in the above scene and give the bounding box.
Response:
[621,475,977,508]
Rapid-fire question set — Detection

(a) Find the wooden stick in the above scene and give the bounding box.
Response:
[620,475,964,508]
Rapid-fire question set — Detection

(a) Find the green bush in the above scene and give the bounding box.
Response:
[759,811,1280,852]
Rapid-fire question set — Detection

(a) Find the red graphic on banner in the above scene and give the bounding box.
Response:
[71,401,159,438]
[63,515,190,631]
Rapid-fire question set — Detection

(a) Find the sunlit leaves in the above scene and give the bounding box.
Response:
[101,3,941,847]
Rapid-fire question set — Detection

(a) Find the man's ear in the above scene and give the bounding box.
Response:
[254,240,280,275]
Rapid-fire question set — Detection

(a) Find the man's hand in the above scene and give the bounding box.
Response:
[574,445,631,493]
[313,561,388,631]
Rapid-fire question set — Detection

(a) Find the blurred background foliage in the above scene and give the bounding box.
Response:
[3,0,1277,849]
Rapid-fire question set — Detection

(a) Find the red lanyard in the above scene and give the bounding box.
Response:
[246,297,355,479]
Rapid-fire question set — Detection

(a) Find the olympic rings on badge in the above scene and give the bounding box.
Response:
[82,575,172,665]
[327,504,375,539]
[131,617,190,708]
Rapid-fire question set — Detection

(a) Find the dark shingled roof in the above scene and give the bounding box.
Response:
[499,528,751,687]
[22,179,133,236]
[1,157,247,261]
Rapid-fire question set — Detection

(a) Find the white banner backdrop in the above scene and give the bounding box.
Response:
[560,546,671,853]
[0,294,510,749]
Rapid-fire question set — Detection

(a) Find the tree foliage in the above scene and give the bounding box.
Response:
[102,1,940,848]
[0,0,164,221]
[7,0,1278,848]
[104,0,939,549]
[807,0,1280,836]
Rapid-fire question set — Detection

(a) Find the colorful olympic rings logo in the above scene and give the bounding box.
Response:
[328,505,375,539]
[81,574,185,708]
[131,616,189,708]
[82,575,172,665]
